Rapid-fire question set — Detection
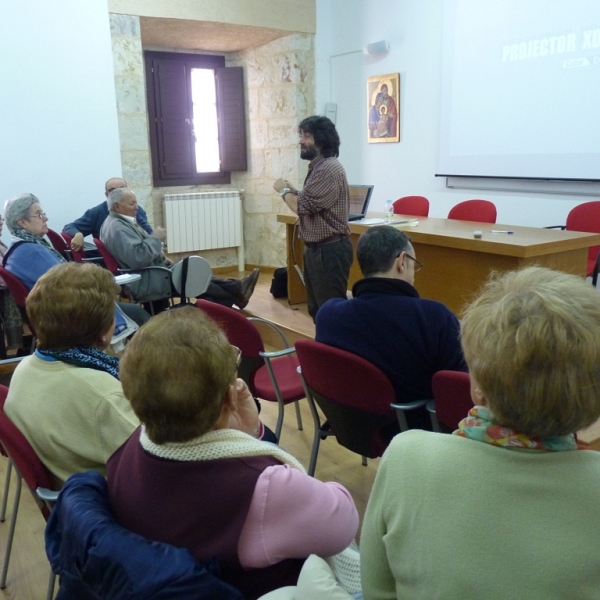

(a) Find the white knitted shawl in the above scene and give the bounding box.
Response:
[140,426,306,473]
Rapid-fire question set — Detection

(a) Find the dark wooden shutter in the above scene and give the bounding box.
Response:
[154,59,194,179]
[216,67,247,172]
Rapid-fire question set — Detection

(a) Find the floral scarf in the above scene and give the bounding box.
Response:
[454,405,586,451]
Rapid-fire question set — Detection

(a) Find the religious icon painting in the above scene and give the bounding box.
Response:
[367,73,400,143]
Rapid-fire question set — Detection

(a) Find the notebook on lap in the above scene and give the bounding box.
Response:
[348,185,375,221]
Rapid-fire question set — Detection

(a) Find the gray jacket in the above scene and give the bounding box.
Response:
[100,213,171,302]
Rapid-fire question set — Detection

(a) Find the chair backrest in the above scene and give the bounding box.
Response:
[447,199,497,223]
[431,370,473,431]
[295,340,397,458]
[172,256,213,300]
[0,265,29,308]
[46,471,245,600]
[46,228,70,258]
[93,238,121,274]
[0,398,54,518]
[195,299,264,389]
[60,232,85,263]
[566,201,600,266]
[393,195,430,216]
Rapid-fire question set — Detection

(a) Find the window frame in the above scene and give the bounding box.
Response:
[144,51,247,187]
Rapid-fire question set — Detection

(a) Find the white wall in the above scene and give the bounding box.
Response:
[0,0,122,242]
[316,0,591,227]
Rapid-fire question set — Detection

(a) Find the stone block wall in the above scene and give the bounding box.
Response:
[109,14,314,269]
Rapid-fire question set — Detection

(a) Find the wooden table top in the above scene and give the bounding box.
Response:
[278,213,600,258]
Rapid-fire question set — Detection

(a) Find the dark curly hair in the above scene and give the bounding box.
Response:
[298,115,340,158]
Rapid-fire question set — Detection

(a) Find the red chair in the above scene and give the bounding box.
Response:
[60,231,84,262]
[46,228,70,260]
[196,299,305,441]
[92,238,121,274]
[295,340,428,476]
[448,199,497,223]
[0,267,35,353]
[427,370,473,432]
[0,361,25,523]
[62,232,105,265]
[0,391,57,598]
[393,195,429,217]
[547,201,600,286]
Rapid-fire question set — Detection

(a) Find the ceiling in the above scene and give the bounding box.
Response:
[140,17,290,53]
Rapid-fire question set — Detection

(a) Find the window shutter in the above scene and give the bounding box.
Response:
[154,60,194,179]
[216,67,247,172]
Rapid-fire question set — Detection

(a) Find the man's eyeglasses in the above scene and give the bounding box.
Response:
[396,250,423,273]
[405,253,423,272]
[28,211,47,220]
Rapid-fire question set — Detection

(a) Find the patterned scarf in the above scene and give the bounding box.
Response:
[454,405,582,451]
[36,347,120,379]
[12,226,66,263]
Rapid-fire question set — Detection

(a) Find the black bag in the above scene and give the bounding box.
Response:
[270,267,288,298]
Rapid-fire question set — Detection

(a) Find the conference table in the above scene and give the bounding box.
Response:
[277,213,600,315]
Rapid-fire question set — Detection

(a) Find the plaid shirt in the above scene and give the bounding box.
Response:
[297,155,350,243]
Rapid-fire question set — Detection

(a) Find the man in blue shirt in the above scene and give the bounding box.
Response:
[63,177,152,252]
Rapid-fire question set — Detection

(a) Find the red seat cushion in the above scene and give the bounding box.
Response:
[252,356,304,403]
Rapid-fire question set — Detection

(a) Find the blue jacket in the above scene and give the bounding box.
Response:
[316,277,467,404]
[63,201,151,239]
[45,471,244,600]
[4,241,60,290]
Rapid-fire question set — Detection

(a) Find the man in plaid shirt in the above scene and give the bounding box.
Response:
[274,116,353,320]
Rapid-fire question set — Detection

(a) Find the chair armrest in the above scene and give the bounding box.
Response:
[259,347,296,360]
[248,316,291,348]
[425,399,436,414]
[36,487,59,503]
[544,225,566,230]
[390,399,429,411]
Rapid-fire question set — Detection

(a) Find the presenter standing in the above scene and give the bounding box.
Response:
[274,116,352,320]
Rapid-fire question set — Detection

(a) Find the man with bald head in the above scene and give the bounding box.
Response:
[63,177,152,251]
[101,188,259,310]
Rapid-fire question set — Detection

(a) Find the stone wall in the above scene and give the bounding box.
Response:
[109,14,314,269]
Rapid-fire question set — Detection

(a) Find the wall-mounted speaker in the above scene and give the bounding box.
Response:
[363,40,390,55]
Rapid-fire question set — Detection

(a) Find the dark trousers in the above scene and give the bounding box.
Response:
[200,277,242,308]
[303,236,353,320]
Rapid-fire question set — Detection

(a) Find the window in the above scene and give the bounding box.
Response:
[144,51,247,187]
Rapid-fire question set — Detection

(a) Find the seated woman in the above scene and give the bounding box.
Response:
[4,262,139,488]
[2,192,149,325]
[107,307,359,600]
[360,266,600,599]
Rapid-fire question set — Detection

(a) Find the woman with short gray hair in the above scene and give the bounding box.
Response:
[4,193,42,235]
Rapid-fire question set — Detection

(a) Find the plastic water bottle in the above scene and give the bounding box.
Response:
[384,199,394,223]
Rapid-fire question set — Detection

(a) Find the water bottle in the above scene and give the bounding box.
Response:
[384,199,394,223]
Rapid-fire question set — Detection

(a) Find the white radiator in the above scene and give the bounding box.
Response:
[164,190,244,270]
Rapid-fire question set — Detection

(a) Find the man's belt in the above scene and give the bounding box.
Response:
[304,233,347,249]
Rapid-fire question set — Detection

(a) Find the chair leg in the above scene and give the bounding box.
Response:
[1,476,21,589]
[294,400,303,431]
[0,459,12,522]
[429,411,442,433]
[274,399,285,442]
[362,456,367,466]
[395,409,409,432]
[304,392,322,477]
[46,568,56,600]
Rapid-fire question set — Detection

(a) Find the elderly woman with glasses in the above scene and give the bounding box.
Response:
[361,266,600,599]
[107,306,359,600]
[4,262,139,488]
[2,193,149,325]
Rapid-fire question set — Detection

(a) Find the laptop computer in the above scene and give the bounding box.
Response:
[348,185,375,221]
